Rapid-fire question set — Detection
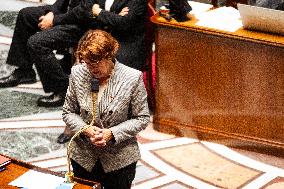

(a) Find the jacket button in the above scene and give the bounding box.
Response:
[109,110,113,115]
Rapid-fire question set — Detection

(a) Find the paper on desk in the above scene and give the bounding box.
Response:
[195,6,243,32]
[9,170,65,189]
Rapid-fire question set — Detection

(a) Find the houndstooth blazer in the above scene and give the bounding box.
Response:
[62,61,150,173]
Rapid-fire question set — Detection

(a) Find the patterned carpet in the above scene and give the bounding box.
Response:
[0,1,284,189]
[0,89,61,119]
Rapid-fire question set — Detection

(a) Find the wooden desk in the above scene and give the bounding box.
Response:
[151,14,284,148]
[0,155,100,189]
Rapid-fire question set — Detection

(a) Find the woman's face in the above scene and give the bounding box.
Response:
[84,59,114,79]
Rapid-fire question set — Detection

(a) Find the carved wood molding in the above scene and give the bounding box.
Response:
[154,118,284,149]
[151,14,284,48]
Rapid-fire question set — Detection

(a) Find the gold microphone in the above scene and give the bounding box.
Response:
[65,78,100,183]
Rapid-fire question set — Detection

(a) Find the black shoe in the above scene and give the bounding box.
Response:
[37,92,66,107]
[57,133,71,144]
[0,69,36,88]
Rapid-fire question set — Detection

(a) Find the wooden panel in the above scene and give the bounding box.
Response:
[153,22,284,147]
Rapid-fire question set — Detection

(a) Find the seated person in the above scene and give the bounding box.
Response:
[0,0,83,107]
[62,29,150,189]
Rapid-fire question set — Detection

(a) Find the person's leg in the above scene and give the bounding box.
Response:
[71,159,95,181]
[72,159,137,189]
[7,6,51,69]
[26,24,85,107]
[276,2,284,10]
[0,5,52,87]
[58,49,73,75]
[99,162,137,189]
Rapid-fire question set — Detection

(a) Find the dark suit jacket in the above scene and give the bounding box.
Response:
[277,2,284,10]
[51,0,147,70]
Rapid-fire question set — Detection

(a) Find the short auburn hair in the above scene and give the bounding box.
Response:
[76,29,119,65]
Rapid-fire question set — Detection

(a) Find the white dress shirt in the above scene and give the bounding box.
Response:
[105,0,114,11]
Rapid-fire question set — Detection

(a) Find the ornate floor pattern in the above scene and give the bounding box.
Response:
[1,96,284,189]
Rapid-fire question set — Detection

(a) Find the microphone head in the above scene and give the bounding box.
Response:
[91,78,99,92]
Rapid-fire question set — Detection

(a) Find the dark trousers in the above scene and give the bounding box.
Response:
[277,2,284,10]
[71,159,137,189]
[7,6,85,93]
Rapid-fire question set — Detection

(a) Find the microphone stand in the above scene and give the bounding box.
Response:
[65,122,93,183]
[65,79,99,183]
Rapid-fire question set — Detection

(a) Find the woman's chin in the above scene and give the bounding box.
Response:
[92,73,100,78]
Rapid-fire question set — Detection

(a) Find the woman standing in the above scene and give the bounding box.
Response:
[62,29,150,189]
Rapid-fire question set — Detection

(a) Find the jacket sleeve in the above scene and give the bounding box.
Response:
[96,0,147,31]
[62,70,87,132]
[53,0,93,26]
[109,73,150,144]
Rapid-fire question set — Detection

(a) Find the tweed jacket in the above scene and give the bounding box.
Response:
[62,62,150,173]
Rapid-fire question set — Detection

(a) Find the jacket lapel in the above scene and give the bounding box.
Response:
[99,62,123,115]
[97,0,129,13]
[110,0,129,12]
[98,0,106,9]
[80,65,93,113]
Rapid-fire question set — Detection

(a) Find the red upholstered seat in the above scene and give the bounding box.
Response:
[143,1,156,111]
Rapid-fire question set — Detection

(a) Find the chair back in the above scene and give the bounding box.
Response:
[143,0,157,111]
[144,0,156,70]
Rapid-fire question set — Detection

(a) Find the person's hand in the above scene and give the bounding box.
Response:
[102,129,114,143]
[186,12,195,20]
[92,4,102,17]
[84,126,106,146]
[84,126,99,138]
[119,7,129,16]
[38,12,54,30]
